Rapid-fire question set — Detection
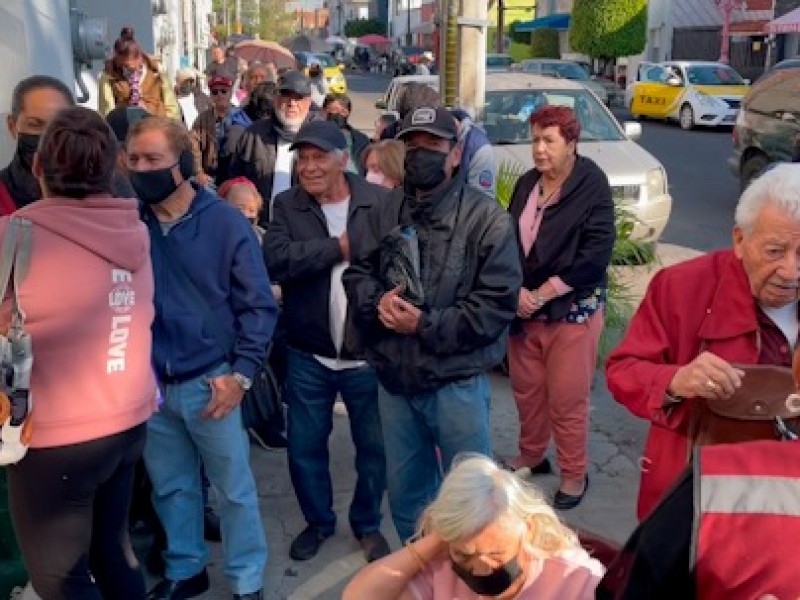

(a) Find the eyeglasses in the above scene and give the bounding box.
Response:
[211,89,230,96]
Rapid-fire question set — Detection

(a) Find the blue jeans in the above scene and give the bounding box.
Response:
[286,348,385,537]
[378,374,492,542]
[144,363,267,595]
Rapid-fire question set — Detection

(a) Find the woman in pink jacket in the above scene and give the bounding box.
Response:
[3,106,156,599]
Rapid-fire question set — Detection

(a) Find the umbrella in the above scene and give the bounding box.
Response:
[357,34,391,47]
[231,40,296,69]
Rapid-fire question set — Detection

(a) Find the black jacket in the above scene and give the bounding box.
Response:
[264,173,389,360]
[508,156,615,322]
[343,179,522,395]
[347,126,371,175]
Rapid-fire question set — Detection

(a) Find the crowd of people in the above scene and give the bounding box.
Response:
[1,23,799,600]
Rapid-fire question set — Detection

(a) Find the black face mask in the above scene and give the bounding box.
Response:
[405,147,449,193]
[129,163,180,205]
[16,133,41,172]
[451,556,523,597]
[327,113,348,129]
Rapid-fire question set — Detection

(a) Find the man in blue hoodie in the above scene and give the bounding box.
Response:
[126,115,278,600]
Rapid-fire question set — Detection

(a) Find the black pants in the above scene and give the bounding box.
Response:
[7,424,147,600]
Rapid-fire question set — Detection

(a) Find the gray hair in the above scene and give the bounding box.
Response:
[417,455,580,557]
[736,164,800,233]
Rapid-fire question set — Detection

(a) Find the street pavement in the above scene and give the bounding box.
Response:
[145,72,725,599]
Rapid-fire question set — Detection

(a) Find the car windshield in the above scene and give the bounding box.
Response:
[524,61,589,81]
[314,54,337,67]
[483,89,624,143]
[685,65,744,85]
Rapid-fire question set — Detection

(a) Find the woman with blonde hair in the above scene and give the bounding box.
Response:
[362,139,405,190]
[343,455,604,599]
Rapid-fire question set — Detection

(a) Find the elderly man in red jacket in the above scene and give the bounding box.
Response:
[606,163,800,520]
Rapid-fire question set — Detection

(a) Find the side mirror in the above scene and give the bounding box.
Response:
[624,121,642,141]
[667,76,682,87]
[375,99,387,110]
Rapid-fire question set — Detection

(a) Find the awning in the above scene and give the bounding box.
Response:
[514,13,571,33]
[412,22,436,35]
[766,6,800,35]
[728,19,769,35]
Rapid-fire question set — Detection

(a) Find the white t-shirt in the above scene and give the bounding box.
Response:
[314,197,365,371]
[270,140,295,219]
[761,302,799,348]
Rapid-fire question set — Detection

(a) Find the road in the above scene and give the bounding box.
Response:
[346,72,740,253]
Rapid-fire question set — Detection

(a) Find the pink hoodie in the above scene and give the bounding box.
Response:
[0,196,156,448]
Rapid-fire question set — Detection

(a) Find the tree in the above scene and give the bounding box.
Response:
[530,28,560,58]
[508,20,531,45]
[570,0,647,61]
[343,18,386,38]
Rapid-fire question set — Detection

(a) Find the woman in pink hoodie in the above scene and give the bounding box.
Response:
[3,106,156,599]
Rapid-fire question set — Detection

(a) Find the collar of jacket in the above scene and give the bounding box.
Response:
[697,250,760,341]
[404,177,463,223]
[295,172,372,216]
[141,182,218,228]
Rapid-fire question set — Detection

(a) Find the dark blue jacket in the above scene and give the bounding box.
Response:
[142,185,278,382]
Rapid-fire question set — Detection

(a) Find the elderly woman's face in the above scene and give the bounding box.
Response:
[531,123,575,175]
[734,201,800,308]
[449,520,527,599]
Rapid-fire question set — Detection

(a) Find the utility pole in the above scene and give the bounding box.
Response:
[454,0,488,114]
[235,0,242,34]
[224,0,230,37]
[496,0,504,54]
[338,1,344,36]
[715,0,745,64]
[406,0,412,46]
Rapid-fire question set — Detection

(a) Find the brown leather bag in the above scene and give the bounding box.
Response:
[692,360,800,446]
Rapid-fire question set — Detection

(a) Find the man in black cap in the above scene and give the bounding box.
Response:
[342,106,522,542]
[264,120,390,563]
[230,70,318,224]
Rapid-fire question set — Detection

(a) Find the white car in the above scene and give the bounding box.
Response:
[519,59,610,105]
[625,61,750,130]
[485,73,672,241]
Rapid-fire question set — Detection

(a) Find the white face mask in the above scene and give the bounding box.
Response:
[366,170,388,187]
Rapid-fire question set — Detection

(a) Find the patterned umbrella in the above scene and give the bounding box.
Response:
[231,40,296,69]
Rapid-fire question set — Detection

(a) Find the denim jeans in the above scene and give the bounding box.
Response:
[286,348,385,537]
[378,374,492,542]
[144,363,267,595]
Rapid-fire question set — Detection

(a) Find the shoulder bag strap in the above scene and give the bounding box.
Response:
[145,217,235,359]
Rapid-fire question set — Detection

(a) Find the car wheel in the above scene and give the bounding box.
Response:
[741,153,770,191]
[679,104,695,130]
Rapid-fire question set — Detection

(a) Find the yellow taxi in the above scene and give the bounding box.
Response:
[625,61,750,130]
[295,51,348,95]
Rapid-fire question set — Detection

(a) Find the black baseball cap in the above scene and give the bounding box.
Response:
[289,120,347,152]
[106,106,151,143]
[279,70,312,97]
[398,106,458,141]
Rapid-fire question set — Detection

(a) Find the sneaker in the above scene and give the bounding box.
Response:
[357,531,391,562]
[289,525,333,561]
[247,426,287,451]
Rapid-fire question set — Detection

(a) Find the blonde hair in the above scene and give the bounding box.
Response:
[362,140,405,187]
[418,454,580,558]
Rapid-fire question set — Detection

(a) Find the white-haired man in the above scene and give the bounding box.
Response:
[607,163,800,521]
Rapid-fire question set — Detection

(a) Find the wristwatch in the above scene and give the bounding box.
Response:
[232,372,253,391]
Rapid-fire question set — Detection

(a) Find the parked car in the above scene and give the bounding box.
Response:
[374,74,439,114]
[294,51,348,94]
[520,58,610,105]
[487,53,514,72]
[729,66,800,190]
[485,72,671,241]
[626,61,750,129]
[771,58,800,72]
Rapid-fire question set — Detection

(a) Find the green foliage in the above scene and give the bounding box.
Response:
[530,28,560,59]
[495,162,657,363]
[344,18,386,38]
[508,41,535,63]
[570,0,647,60]
[508,21,532,44]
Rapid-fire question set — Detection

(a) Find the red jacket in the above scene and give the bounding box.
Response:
[606,250,761,520]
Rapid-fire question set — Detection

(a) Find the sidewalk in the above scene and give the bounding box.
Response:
[149,243,703,600]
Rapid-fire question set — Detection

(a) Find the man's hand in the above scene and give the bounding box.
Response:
[339,232,350,262]
[668,351,745,400]
[517,288,538,318]
[378,286,421,334]
[202,374,246,419]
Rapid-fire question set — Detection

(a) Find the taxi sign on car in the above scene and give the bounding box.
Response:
[625,61,750,130]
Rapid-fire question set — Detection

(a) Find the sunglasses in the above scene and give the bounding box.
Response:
[211,88,230,95]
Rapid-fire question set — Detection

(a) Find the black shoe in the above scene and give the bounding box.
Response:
[233,591,263,600]
[146,569,210,600]
[357,531,391,562]
[289,525,333,561]
[247,426,288,451]
[204,506,221,542]
[554,475,589,510]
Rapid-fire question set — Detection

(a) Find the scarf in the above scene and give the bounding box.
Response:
[127,66,143,106]
[0,154,41,209]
